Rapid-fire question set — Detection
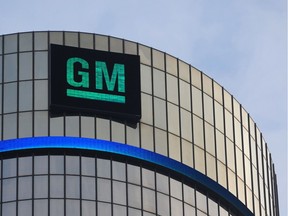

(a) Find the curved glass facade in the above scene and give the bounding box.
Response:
[0,31,279,216]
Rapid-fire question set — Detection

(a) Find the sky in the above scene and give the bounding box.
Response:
[1,0,287,215]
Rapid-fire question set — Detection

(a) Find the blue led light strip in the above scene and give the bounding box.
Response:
[0,137,252,216]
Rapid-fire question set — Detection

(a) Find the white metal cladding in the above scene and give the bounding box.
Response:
[0,31,279,216]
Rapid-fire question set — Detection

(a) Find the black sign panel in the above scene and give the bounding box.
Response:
[49,44,141,127]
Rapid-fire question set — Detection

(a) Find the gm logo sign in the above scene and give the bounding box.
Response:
[49,44,141,127]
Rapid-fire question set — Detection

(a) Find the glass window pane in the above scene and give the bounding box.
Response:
[183,184,195,206]
[81,157,95,176]
[196,191,207,213]
[127,164,140,184]
[34,176,48,198]
[50,117,64,136]
[180,80,191,110]
[50,155,64,174]
[127,123,140,147]
[192,86,203,117]
[19,52,33,80]
[66,176,80,198]
[206,153,217,181]
[65,116,79,137]
[4,82,17,113]
[193,115,204,149]
[50,199,64,216]
[182,139,193,167]
[168,103,180,135]
[205,123,215,156]
[194,146,205,174]
[3,113,17,140]
[4,34,17,53]
[34,32,48,50]
[97,158,111,178]
[153,68,166,99]
[3,202,16,216]
[3,178,17,201]
[66,156,80,174]
[50,176,64,198]
[19,81,33,111]
[143,188,156,213]
[169,133,181,161]
[34,155,48,174]
[82,201,96,216]
[141,123,154,151]
[179,60,190,82]
[96,118,110,140]
[97,202,111,216]
[95,35,108,51]
[3,158,16,178]
[155,128,168,156]
[82,177,96,200]
[18,177,32,199]
[141,65,152,94]
[142,168,155,189]
[64,32,78,47]
[19,33,32,52]
[171,198,183,215]
[110,37,123,53]
[202,74,213,96]
[97,179,111,202]
[18,157,32,176]
[128,184,141,208]
[167,74,179,104]
[152,49,164,70]
[111,121,125,143]
[218,161,227,188]
[191,68,202,89]
[81,116,95,138]
[34,80,48,109]
[166,54,177,76]
[154,97,167,130]
[204,94,214,125]
[223,90,232,111]
[138,45,151,65]
[170,178,182,200]
[34,111,48,136]
[124,40,137,55]
[34,51,48,79]
[49,31,63,45]
[113,181,127,205]
[157,193,170,216]
[4,53,17,82]
[213,81,223,104]
[214,102,224,132]
[19,112,33,138]
[80,33,94,49]
[156,173,169,194]
[141,93,153,125]
[112,161,126,181]
[181,108,192,142]
[34,200,48,216]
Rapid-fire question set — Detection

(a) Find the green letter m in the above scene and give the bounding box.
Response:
[95,61,125,93]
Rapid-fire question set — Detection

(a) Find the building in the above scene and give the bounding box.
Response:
[0,31,279,216]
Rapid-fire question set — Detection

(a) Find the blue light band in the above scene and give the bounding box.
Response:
[0,137,252,216]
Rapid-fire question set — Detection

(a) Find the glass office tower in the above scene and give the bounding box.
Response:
[0,31,279,216]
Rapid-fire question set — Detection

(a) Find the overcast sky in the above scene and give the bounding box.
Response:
[1,0,287,215]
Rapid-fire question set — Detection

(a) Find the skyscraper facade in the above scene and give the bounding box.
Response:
[0,31,279,216]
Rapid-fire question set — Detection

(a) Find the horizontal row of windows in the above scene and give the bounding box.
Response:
[0,154,238,216]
